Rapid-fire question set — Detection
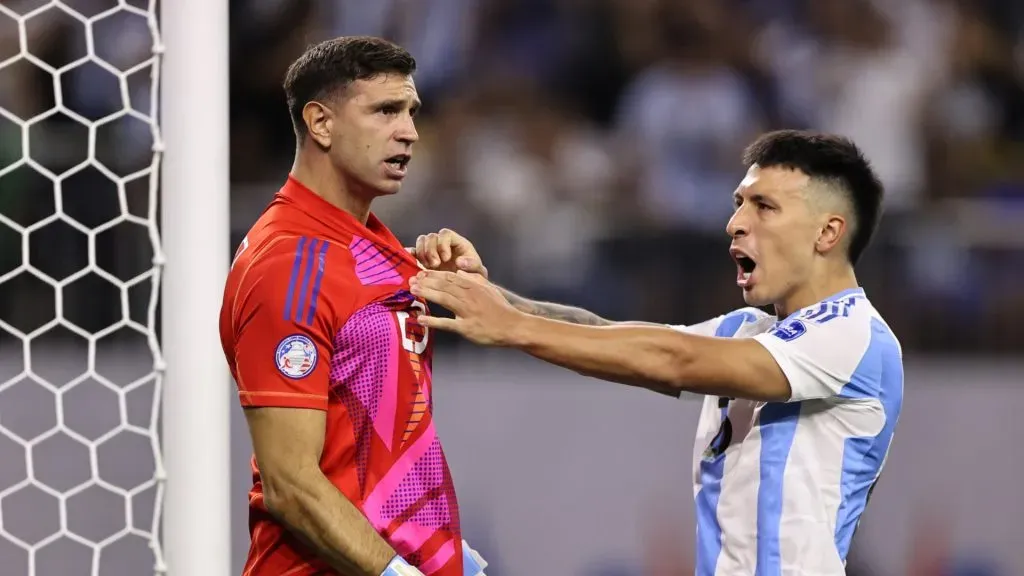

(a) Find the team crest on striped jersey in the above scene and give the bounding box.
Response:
[769,319,807,342]
[275,334,318,379]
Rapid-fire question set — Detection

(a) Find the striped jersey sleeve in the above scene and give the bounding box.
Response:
[753,298,880,402]
[229,236,341,410]
[669,307,773,337]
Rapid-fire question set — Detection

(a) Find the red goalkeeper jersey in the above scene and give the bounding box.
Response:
[220,177,463,576]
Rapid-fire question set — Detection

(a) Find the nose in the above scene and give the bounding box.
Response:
[726,209,748,239]
[396,114,419,145]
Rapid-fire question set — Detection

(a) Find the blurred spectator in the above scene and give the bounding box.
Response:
[4,0,1024,354]
[615,0,765,234]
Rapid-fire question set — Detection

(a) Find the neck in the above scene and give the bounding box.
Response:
[290,147,373,223]
[774,263,859,318]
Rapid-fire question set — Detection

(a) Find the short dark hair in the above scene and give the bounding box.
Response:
[742,130,884,265]
[283,36,416,139]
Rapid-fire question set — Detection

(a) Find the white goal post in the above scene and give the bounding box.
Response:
[160,0,232,574]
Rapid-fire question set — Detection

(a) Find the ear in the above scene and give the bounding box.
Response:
[816,213,847,255]
[302,101,333,148]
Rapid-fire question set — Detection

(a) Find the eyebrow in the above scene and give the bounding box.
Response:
[375,98,421,110]
[734,192,776,206]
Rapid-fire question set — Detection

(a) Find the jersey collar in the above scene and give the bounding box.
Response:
[778,287,867,322]
[279,176,418,267]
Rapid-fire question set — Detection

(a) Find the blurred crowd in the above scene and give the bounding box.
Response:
[2,0,1024,356]
[229,0,1024,355]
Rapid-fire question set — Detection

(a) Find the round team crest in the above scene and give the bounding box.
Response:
[275,334,317,379]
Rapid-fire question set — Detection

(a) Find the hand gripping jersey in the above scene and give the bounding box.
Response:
[674,289,904,575]
[220,177,463,576]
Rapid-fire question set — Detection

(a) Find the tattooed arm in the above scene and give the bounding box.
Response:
[497,287,609,325]
[497,286,662,327]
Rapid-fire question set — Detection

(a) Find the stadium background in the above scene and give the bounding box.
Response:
[0,0,1022,574]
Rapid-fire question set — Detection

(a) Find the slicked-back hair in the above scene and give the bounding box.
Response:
[742,130,884,265]
[283,36,416,139]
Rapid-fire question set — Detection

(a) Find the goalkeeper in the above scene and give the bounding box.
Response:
[220,37,485,576]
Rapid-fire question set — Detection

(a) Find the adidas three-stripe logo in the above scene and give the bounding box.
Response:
[284,236,329,326]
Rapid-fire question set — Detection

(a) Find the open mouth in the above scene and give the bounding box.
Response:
[384,154,410,170]
[730,249,757,287]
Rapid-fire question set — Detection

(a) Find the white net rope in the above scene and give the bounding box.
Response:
[0,1,165,574]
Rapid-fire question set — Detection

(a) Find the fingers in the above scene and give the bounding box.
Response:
[412,229,484,277]
[414,234,431,266]
[409,270,483,312]
[413,232,449,268]
[413,270,474,289]
[424,233,440,267]
[455,256,488,278]
[415,315,460,333]
[408,277,462,311]
[437,229,454,263]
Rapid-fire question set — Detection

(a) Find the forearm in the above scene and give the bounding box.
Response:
[497,286,614,326]
[266,470,396,576]
[505,314,773,399]
[505,314,694,395]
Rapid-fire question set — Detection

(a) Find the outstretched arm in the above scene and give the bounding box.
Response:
[503,314,790,401]
[409,270,792,402]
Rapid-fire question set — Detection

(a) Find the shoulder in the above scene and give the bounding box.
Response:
[229,234,357,321]
[239,234,358,284]
[753,295,903,394]
[737,294,896,402]
[242,234,333,271]
[767,293,884,355]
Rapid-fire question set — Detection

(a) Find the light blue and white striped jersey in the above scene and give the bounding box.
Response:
[673,288,903,575]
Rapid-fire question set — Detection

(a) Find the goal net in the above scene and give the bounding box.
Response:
[0,1,166,574]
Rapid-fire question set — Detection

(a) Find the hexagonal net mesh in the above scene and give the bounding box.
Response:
[0,1,166,575]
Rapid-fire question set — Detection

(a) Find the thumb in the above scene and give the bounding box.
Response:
[456,256,487,276]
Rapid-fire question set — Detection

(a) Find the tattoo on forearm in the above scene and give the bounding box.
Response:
[499,287,612,326]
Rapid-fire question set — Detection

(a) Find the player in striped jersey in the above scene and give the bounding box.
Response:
[220,37,485,576]
[409,130,903,575]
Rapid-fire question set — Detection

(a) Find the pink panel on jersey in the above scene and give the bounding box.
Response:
[362,420,437,529]
[381,437,449,526]
[350,235,404,285]
[389,494,450,556]
[331,302,400,456]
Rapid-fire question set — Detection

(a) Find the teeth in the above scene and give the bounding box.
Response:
[742,272,751,281]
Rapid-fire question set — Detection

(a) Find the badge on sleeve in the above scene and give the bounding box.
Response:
[275,334,318,379]
[769,319,807,342]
